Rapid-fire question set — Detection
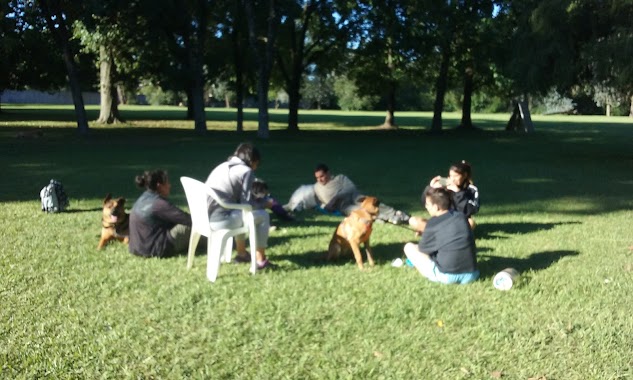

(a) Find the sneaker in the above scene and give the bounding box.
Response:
[391,258,404,267]
[389,211,410,225]
[256,259,277,270]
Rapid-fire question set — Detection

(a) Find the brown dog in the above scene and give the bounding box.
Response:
[327,196,380,269]
[98,194,129,249]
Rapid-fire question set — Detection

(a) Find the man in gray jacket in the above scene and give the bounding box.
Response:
[286,163,410,225]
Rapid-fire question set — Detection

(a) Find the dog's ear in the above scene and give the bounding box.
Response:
[372,197,380,207]
[357,196,366,203]
[103,193,113,204]
[117,198,126,207]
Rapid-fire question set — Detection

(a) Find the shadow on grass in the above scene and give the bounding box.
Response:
[478,250,580,280]
[272,241,407,269]
[476,221,582,239]
[63,207,103,213]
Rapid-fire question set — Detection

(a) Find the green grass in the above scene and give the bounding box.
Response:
[1,105,633,379]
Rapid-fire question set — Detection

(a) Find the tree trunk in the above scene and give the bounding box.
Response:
[40,0,89,135]
[232,1,245,132]
[285,2,315,132]
[97,45,123,124]
[630,95,633,117]
[187,46,207,134]
[185,89,194,120]
[381,81,397,129]
[459,67,474,129]
[287,74,301,131]
[606,103,611,117]
[431,47,451,132]
[244,0,279,139]
[117,84,127,105]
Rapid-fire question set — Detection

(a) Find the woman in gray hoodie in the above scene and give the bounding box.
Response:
[205,143,274,269]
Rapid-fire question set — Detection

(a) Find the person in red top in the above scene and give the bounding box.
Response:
[129,169,192,258]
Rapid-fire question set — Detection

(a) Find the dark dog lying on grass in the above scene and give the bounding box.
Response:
[97,194,129,249]
[327,196,380,270]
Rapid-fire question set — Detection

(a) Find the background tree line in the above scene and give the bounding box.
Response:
[1,0,632,136]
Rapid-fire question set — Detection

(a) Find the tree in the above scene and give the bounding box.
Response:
[141,0,210,133]
[301,68,336,109]
[576,1,633,116]
[243,0,281,138]
[74,21,124,124]
[346,0,420,128]
[448,1,496,129]
[275,0,354,131]
[37,0,89,134]
[73,0,151,124]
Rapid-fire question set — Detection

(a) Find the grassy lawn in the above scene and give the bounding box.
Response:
[1,105,632,379]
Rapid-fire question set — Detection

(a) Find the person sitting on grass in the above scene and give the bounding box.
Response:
[285,163,410,224]
[205,142,275,270]
[403,186,479,285]
[409,160,479,233]
[251,178,295,222]
[129,169,192,258]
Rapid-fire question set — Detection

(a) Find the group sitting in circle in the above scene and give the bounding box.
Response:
[127,142,481,284]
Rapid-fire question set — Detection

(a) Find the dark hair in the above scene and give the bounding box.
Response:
[135,169,168,191]
[314,163,329,173]
[449,160,473,188]
[232,142,261,168]
[424,186,453,211]
[251,178,269,199]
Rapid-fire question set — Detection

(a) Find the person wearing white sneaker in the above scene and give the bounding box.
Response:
[205,143,275,269]
[403,187,479,285]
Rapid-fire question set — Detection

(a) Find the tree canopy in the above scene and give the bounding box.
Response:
[4,0,632,130]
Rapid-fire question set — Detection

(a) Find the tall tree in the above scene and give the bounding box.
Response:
[451,0,496,129]
[275,0,354,131]
[428,0,457,132]
[37,0,89,134]
[346,0,419,129]
[73,0,151,124]
[243,0,281,138]
[575,1,633,116]
[2,1,86,113]
[142,0,209,133]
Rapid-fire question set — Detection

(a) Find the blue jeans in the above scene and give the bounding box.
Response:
[208,209,269,248]
[404,243,479,284]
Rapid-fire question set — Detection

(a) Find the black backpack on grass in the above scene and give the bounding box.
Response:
[40,179,69,213]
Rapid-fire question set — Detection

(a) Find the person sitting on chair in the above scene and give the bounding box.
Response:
[205,142,275,269]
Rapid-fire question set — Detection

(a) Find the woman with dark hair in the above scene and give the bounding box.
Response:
[205,143,274,269]
[129,169,192,258]
[410,160,480,233]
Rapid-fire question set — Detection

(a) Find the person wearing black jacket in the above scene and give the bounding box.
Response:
[410,160,479,233]
[129,169,192,258]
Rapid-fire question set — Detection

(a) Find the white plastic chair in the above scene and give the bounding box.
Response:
[180,176,258,282]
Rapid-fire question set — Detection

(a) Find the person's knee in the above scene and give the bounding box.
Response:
[404,242,419,256]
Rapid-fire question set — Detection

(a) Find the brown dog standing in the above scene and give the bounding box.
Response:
[98,194,130,249]
[327,196,380,269]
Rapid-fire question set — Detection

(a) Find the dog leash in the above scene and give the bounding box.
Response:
[380,220,417,232]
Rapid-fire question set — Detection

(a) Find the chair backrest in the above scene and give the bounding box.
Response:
[180,176,213,236]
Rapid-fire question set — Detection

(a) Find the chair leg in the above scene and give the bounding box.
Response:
[187,232,201,270]
[248,236,257,275]
[222,236,234,263]
[206,233,225,282]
